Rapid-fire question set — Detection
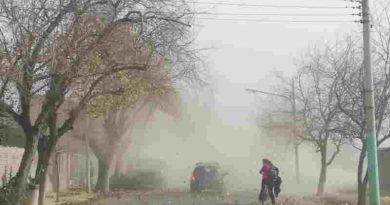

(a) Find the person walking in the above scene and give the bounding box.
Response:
[258,158,276,205]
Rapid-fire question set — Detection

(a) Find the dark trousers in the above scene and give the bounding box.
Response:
[258,179,275,205]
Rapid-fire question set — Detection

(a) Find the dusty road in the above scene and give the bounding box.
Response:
[89,189,360,205]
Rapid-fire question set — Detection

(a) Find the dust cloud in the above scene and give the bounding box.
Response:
[124,102,358,195]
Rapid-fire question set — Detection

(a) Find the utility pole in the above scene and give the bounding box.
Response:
[246,79,300,184]
[362,0,381,204]
[291,79,300,184]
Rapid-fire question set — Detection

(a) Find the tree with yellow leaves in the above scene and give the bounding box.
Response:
[0,1,199,204]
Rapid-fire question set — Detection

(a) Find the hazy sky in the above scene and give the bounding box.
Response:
[127,1,389,191]
[186,0,376,125]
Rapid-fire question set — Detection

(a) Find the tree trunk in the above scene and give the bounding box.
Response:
[90,137,118,194]
[317,144,327,195]
[358,172,369,205]
[317,166,327,195]
[94,154,113,194]
[47,157,57,192]
[294,143,300,184]
[357,142,368,205]
[37,170,49,205]
[35,138,56,205]
[8,133,38,205]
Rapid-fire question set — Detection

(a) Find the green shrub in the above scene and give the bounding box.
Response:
[110,170,165,190]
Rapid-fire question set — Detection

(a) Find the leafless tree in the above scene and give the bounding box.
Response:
[256,42,351,195]
[294,38,360,195]
[334,9,390,205]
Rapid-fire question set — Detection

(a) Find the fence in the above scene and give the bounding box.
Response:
[0,146,25,186]
[0,146,94,192]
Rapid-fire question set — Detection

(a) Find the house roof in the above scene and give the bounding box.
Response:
[379,147,390,152]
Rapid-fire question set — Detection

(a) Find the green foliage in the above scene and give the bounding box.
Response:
[0,177,30,205]
[91,31,103,39]
[132,25,141,36]
[0,117,25,147]
[76,8,85,16]
[142,39,157,54]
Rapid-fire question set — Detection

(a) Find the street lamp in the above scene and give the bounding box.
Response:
[246,80,300,184]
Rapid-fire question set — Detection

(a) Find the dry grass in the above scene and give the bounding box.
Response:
[44,190,95,205]
[381,197,390,205]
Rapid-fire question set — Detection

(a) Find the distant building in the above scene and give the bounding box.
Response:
[379,147,390,193]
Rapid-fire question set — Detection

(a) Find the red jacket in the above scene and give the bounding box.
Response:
[260,164,271,180]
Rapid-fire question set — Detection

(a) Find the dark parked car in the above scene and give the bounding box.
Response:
[190,162,227,193]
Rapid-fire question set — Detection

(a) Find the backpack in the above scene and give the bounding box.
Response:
[270,165,279,180]
[271,165,282,197]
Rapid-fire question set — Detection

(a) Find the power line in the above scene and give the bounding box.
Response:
[193,12,359,17]
[282,0,359,1]
[303,0,361,2]
[197,17,359,23]
[190,1,356,9]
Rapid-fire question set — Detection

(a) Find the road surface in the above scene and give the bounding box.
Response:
[91,189,357,205]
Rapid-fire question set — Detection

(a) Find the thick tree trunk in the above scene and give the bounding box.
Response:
[8,133,38,205]
[47,163,57,192]
[90,137,118,194]
[95,154,113,194]
[35,138,56,205]
[37,170,48,205]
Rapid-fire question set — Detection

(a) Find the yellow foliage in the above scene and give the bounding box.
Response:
[86,78,170,117]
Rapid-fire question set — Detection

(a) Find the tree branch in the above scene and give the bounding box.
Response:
[326,138,342,166]
[0,78,10,98]
[57,118,73,137]
[30,0,77,62]
[145,15,191,28]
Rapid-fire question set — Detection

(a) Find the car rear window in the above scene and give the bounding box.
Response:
[194,166,219,177]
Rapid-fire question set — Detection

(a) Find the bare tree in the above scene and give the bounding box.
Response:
[0,1,199,204]
[334,9,390,205]
[294,38,359,195]
[256,40,352,195]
